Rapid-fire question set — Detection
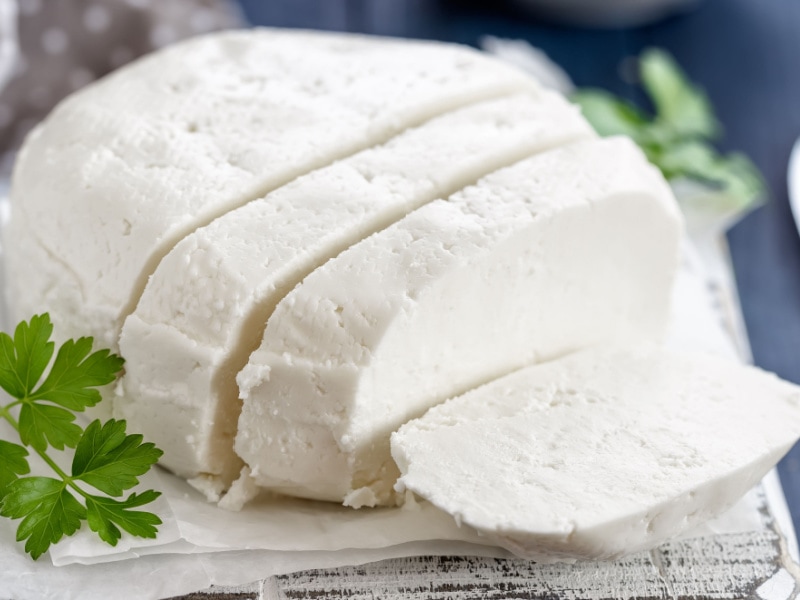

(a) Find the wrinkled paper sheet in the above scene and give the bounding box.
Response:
[0,237,796,600]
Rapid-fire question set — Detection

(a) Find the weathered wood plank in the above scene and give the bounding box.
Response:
[170,486,799,600]
[270,554,670,600]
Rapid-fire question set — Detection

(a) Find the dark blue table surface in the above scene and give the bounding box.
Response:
[236,0,800,539]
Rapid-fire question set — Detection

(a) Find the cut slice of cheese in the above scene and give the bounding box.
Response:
[115,92,595,492]
[235,137,683,507]
[391,345,800,562]
[6,28,537,348]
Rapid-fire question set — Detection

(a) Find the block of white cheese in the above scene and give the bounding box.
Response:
[235,137,683,507]
[115,92,595,492]
[391,345,800,561]
[5,28,536,348]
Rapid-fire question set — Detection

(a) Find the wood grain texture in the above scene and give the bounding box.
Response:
[169,488,800,600]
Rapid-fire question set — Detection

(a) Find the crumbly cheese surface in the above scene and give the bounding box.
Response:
[235,137,683,506]
[391,345,800,561]
[115,92,594,484]
[6,28,535,347]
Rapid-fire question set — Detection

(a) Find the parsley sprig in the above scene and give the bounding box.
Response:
[572,48,766,216]
[0,314,163,560]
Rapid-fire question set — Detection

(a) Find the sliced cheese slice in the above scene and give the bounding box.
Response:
[6,28,536,347]
[235,137,683,507]
[391,345,800,561]
[115,92,595,493]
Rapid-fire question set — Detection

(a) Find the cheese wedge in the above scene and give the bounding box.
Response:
[391,345,800,561]
[6,28,536,347]
[235,137,683,507]
[115,92,594,492]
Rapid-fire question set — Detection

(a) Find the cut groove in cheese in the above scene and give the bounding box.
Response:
[391,345,800,561]
[235,137,683,507]
[6,28,537,348]
[115,92,595,490]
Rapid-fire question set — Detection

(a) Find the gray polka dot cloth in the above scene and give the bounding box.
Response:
[0,0,242,165]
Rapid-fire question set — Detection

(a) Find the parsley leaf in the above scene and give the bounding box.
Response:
[572,48,765,215]
[86,491,162,546]
[0,440,29,497]
[0,477,86,560]
[0,312,125,454]
[0,314,54,399]
[0,314,163,560]
[72,419,163,497]
[640,48,720,141]
[570,89,649,142]
[18,402,82,452]
[32,337,124,410]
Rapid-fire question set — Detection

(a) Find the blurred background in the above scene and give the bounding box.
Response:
[1,0,799,538]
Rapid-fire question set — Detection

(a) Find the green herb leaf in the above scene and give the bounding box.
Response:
[640,48,720,141]
[0,440,29,497]
[0,477,85,560]
[85,491,163,546]
[571,90,650,142]
[18,402,82,452]
[0,314,163,560]
[654,141,766,209]
[0,314,54,399]
[31,337,124,411]
[73,419,163,497]
[573,48,766,216]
